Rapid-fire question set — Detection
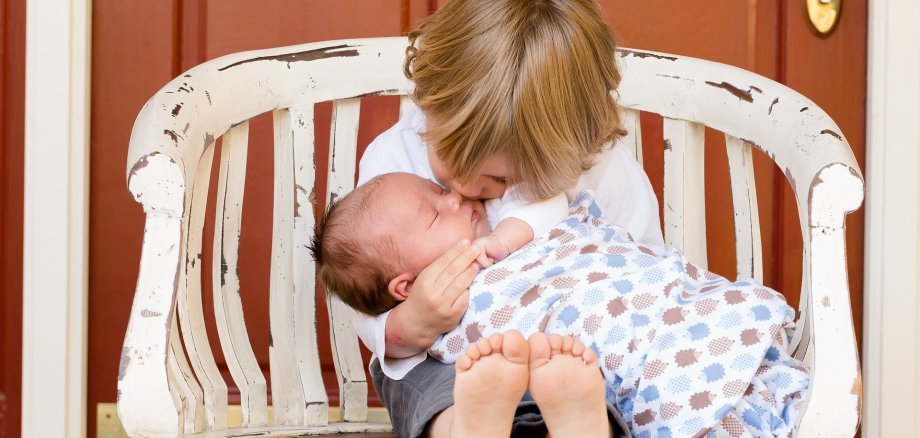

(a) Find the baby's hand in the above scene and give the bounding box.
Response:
[472,235,511,268]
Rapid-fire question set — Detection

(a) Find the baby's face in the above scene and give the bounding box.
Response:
[373,173,490,274]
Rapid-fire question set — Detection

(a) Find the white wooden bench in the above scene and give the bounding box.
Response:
[118,37,863,437]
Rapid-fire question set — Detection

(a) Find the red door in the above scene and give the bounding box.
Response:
[77,1,866,437]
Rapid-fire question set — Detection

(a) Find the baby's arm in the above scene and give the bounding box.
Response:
[473,218,532,266]
[476,189,569,266]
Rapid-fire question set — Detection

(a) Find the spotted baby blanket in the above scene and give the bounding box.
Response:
[429,191,810,437]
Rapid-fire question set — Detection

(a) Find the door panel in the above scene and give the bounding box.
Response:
[88,1,866,437]
[0,1,26,437]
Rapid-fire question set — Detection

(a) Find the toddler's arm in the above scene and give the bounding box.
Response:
[383,240,482,358]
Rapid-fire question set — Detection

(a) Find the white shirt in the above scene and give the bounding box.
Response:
[352,107,664,379]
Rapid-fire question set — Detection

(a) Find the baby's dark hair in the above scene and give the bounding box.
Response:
[309,177,400,315]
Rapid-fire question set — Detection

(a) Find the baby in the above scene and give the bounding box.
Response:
[313,172,811,437]
[312,171,550,316]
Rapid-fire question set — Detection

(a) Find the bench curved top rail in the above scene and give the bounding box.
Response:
[615,48,864,224]
[126,37,413,216]
[126,37,863,222]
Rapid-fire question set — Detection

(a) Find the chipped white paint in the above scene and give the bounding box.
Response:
[270,108,329,427]
[213,121,268,427]
[119,39,862,437]
[326,99,371,422]
[288,104,332,426]
[618,48,863,437]
[620,108,643,165]
[178,143,230,431]
[663,118,707,268]
[725,135,763,282]
[168,313,204,433]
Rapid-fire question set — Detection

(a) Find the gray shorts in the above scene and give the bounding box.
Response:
[370,357,631,438]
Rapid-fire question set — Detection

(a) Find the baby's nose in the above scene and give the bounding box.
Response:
[440,191,462,211]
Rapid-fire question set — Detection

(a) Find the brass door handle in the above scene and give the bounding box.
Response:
[805,0,842,36]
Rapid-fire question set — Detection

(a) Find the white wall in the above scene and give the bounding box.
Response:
[863,0,920,436]
[22,0,91,437]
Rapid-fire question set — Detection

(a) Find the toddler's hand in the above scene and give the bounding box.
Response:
[472,235,512,268]
[401,239,482,341]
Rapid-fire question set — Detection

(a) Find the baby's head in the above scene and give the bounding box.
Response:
[405,0,626,201]
[311,173,490,315]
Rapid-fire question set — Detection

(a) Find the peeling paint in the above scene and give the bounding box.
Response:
[739,138,763,151]
[664,139,672,151]
[768,98,779,115]
[164,129,181,144]
[749,86,762,93]
[204,133,215,147]
[820,129,842,141]
[705,81,754,103]
[784,167,797,194]
[353,88,400,99]
[171,103,182,117]
[656,74,683,79]
[800,107,808,112]
[118,346,132,380]
[205,90,212,105]
[141,309,163,318]
[218,44,360,71]
[221,254,229,286]
[821,296,831,307]
[618,49,678,61]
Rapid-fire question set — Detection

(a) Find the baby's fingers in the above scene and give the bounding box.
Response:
[475,252,493,269]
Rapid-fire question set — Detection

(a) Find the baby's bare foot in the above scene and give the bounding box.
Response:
[452,331,530,438]
[528,333,611,438]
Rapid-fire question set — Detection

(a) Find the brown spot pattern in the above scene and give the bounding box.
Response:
[695,298,718,315]
[676,348,700,367]
[741,328,761,346]
[490,305,514,327]
[607,297,627,317]
[634,409,656,426]
[690,391,714,410]
[663,307,686,325]
[660,402,682,420]
[520,285,543,306]
[709,337,735,356]
[643,359,669,379]
[588,272,609,283]
[724,290,746,304]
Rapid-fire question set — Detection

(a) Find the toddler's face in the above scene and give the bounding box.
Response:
[427,144,509,200]
[373,173,490,274]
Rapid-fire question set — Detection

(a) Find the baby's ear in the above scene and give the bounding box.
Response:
[387,272,415,302]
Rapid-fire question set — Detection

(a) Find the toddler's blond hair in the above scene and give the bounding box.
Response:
[405,0,626,200]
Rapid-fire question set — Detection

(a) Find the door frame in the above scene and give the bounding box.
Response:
[863,0,920,436]
[21,0,92,436]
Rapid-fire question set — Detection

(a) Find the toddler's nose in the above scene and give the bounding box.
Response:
[452,179,481,199]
